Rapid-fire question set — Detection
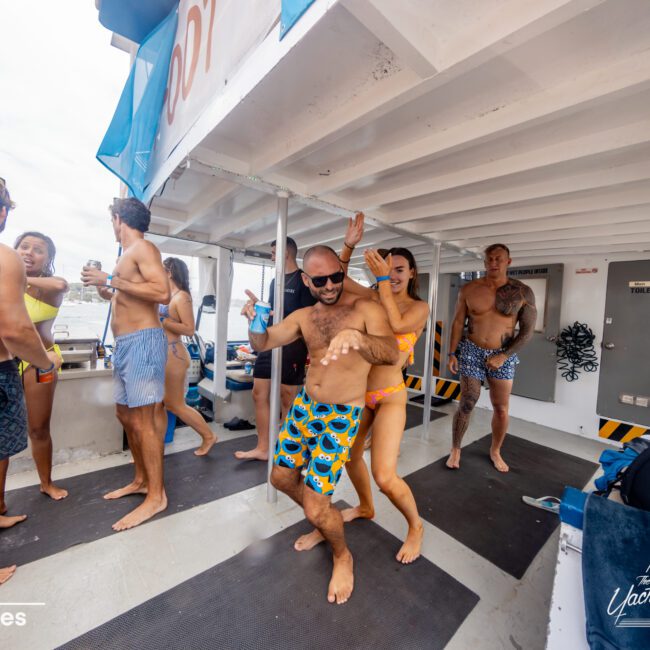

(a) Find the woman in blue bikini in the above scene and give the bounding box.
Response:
[157,258,216,456]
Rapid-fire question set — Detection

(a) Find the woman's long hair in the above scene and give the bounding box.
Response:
[379,247,421,300]
[14,231,56,277]
[163,257,191,293]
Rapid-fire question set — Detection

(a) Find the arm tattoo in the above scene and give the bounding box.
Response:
[502,285,537,355]
[359,334,399,365]
[452,376,481,448]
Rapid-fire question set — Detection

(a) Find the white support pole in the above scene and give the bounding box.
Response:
[421,241,442,437]
[212,248,230,405]
[267,191,289,502]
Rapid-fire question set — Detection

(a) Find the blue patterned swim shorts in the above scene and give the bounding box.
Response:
[458,338,519,381]
[0,359,28,460]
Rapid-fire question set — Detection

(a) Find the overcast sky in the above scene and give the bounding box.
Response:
[0,1,129,281]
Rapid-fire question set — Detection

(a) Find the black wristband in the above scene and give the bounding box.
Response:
[343,241,355,250]
[448,352,457,357]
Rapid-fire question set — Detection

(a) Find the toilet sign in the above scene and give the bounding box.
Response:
[629,280,650,294]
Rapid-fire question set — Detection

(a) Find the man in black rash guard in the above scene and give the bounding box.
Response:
[235,237,316,461]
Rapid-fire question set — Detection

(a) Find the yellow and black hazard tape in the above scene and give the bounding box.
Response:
[405,375,461,401]
[599,418,649,443]
[433,321,442,377]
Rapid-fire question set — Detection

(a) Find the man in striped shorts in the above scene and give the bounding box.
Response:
[82,198,170,531]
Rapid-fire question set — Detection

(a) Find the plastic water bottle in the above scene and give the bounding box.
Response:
[244,362,253,375]
[249,301,271,334]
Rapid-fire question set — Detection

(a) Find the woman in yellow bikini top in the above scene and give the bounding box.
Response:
[296,214,430,565]
[14,232,69,501]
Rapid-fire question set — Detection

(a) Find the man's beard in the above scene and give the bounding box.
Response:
[310,284,343,305]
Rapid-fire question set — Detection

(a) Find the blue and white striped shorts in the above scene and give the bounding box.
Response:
[113,328,167,408]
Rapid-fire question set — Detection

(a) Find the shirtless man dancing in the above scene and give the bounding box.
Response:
[243,245,398,605]
[0,178,62,584]
[82,197,170,531]
[446,243,536,473]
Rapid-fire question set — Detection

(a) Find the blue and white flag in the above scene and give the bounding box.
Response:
[97,5,179,199]
[280,0,316,39]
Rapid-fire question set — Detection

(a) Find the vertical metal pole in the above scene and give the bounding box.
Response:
[421,241,442,438]
[213,249,230,405]
[267,191,289,502]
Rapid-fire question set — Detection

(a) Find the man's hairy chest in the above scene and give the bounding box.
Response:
[301,305,363,351]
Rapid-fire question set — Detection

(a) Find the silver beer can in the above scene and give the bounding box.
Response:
[86,260,102,270]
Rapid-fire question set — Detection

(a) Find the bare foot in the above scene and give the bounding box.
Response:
[396,520,424,564]
[234,448,268,461]
[490,449,509,473]
[328,550,354,604]
[194,433,217,456]
[112,494,167,531]
[446,448,461,469]
[103,481,147,500]
[294,505,374,552]
[294,529,324,551]
[0,565,17,585]
[40,483,69,500]
[0,514,27,529]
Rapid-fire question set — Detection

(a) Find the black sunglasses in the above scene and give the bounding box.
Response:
[303,270,345,288]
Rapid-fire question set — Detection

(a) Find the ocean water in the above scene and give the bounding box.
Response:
[57,302,249,345]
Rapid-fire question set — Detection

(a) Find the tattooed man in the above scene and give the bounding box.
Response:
[446,244,536,472]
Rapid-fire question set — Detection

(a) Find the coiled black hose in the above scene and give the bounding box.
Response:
[555,322,599,381]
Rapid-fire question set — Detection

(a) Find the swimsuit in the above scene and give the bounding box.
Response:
[364,331,418,409]
[273,388,363,496]
[159,295,185,359]
[457,338,519,381]
[19,293,63,375]
[113,328,167,408]
[395,331,418,365]
[0,359,28,460]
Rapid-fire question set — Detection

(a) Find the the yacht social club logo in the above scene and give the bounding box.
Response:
[607,564,650,628]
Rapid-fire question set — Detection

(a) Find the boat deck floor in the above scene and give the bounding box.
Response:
[1,402,609,649]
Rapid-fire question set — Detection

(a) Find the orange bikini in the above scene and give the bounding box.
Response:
[365,332,418,409]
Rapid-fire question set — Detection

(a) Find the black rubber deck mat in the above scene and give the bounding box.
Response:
[59,506,479,650]
[410,393,453,407]
[405,403,447,430]
[404,434,598,579]
[0,435,266,567]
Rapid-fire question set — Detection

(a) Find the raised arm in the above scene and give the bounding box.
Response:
[447,288,468,374]
[365,249,429,333]
[25,275,69,299]
[0,248,61,370]
[81,241,170,304]
[242,296,303,352]
[162,292,195,337]
[339,212,377,300]
[321,299,398,366]
[338,212,364,273]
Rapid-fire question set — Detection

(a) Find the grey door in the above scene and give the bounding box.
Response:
[508,264,564,402]
[597,260,650,427]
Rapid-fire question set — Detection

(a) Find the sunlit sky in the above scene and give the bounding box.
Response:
[0,2,130,280]
[0,2,274,313]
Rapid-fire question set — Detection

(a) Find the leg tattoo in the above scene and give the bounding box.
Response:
[452,376,481,448]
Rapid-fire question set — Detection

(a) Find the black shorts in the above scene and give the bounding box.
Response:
[253,340,308,386]
[0,359,28,461]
